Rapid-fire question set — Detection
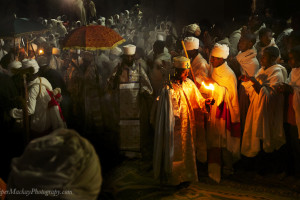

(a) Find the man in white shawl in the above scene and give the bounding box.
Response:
[6,128,102,200]
[241,46,287,160]
[153,56,213,187]
[277,46,300,177]
[207,43,241,183]
[236,33,260,132]
[10,59,66,139]
[184,37,210,89]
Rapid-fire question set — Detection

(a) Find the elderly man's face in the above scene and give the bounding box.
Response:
[210,56,224,68]
[123,54,135,66]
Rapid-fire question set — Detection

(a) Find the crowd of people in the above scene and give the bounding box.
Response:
[1,2,300,199]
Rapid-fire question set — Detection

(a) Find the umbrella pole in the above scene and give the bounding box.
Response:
[30,43,36,58]
[22,74,30,144]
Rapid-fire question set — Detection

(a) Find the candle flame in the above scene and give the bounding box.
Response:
[38,49,44,55]
[201,81,214,91]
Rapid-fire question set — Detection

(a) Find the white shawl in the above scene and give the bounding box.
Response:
[242,64,287,157]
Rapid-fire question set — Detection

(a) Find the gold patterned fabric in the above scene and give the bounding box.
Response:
[155,78,206,185]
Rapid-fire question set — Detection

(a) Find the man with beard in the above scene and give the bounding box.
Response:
[106,44,153,159]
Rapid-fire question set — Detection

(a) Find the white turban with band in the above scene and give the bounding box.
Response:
[123,44,136,55]
[22,59,40,74]
[184,37,199,50]
[211,43,230,59]
[8,61,22,71]
[7,128,102,200]
[185,24,201,34]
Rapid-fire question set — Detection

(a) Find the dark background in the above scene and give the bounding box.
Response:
[0,0,298,23]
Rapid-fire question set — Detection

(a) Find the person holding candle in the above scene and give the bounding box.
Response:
[241,46,287,174]
[206,43,241,183]
[153,56,214,188]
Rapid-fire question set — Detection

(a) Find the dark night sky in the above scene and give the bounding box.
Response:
[0,0,298,23]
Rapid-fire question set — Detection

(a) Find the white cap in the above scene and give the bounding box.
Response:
[211,43,230,59]
[156,33,165,41]
[22,59,40,74]
[8,61,22,73]
[185,23,201,34]
[173,56,191,69]
[184,37,199,50]
[110,47,122,56]
[123,44,136,55]
[52,47,60,55]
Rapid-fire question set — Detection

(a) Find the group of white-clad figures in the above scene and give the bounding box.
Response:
[1,6,300,198]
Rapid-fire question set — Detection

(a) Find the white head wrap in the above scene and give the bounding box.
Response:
[22,59,40,74]
[185,23,201,34]
[7,129,102,200]
[110,47,122,56]
[156,33,166,41]
[211,43,230,59]
[123,44,136,55]
[184,37,199,50]
[173,56,191,69]
[8,61,22,75]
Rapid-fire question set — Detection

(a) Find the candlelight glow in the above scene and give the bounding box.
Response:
[38,49,44,55]
[201,81,214,91]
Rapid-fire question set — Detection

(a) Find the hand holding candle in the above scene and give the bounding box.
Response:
[201,81,215,120]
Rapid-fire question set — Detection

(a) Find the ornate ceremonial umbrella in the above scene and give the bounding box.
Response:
[62,25,125,50]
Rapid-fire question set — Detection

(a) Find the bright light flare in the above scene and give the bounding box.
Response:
[38,49,44,55]
[201,81,214,91]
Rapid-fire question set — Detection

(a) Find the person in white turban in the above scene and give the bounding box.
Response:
[206,43,241,183]
[184,37,210,88]
[153,56,214,187]
[10,59,66,138]
[106,44,153,159]
[183,23,201,38]
[6,128,102,200]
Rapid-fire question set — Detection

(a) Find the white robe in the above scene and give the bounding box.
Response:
[288,68,300,139]
[241,64,287,157]
[236,48,259,77]
[11,77,65,133]
[207,62,240,182]
[191,53,209,86]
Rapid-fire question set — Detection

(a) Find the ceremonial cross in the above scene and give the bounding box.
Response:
[186,63,189,68]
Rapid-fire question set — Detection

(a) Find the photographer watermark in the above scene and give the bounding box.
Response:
[0,188,73,197]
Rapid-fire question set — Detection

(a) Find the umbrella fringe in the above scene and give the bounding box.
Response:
[62,39,126,51]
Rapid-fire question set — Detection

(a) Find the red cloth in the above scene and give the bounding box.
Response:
[216,101,241,138]
[46,89,65,121]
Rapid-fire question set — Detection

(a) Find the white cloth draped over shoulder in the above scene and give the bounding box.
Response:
[207,62,240,183]
[241,64,288,157]
[236,48,259,77]
[153,79,206,185]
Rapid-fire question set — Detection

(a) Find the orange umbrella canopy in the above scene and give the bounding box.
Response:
[62,25,125,50]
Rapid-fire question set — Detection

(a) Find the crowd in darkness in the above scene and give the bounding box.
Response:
[0,0,300,199]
